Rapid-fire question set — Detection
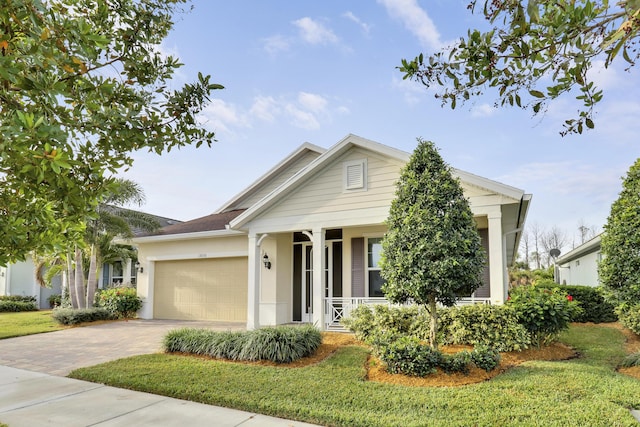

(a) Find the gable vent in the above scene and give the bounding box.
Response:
[344,159,367,191]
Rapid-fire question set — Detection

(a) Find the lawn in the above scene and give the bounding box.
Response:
[0,310,65,339]
[69,324,640,427]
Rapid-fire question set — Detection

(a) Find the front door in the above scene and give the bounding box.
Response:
[292,241,342,323]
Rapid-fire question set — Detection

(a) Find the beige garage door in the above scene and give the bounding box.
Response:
[153,257,248,321]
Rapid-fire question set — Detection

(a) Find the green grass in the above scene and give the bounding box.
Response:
[69,324,640,426]
[0,310,65,339]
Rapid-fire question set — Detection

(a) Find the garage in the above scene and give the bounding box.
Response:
[153,257,248,322]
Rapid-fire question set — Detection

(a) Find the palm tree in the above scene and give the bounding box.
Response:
[38,179,160,308]
[83,179,160,307]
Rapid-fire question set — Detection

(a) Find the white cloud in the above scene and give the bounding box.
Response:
[336,105,351,115]
[250,96,280,122]
[199,100,249,134]
[378,0,442,49]
[298,92,328,113]
[285,104,321,130]
[293,17,339,45]
[343,11,371,34]
[471,103,496,118]
[262,35,290,55]
[249,91,349,130]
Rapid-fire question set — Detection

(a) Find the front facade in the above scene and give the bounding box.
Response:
[556,234,602,286]
[135,135,531,330]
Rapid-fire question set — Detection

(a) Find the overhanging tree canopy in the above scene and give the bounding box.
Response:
[0,0,223,265]
[399,0,640,135]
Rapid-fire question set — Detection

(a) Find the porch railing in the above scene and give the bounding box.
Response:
[324,296,492,331]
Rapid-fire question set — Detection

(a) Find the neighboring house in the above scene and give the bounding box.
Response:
[0,210,180,308]
[556,234,602,287]
[134,134,531,331]
[0,258,61,309]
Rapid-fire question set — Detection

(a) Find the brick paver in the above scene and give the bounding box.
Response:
[0,319,244,376]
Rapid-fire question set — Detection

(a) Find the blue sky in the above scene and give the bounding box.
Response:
[121,0,640,253]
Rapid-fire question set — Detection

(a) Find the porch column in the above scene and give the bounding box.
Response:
[247,233,261,330]
[311,226,325,328]
[487,210,505,304]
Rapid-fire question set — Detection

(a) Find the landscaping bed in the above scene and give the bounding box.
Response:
[69,324,640,427]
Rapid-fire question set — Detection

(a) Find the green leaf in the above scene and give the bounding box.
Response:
[529,89,545,98]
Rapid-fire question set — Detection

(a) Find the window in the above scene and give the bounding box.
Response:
[576,260,580,267]
[111,261,124,285]
[367,237,385,297]
[343,159,367,191]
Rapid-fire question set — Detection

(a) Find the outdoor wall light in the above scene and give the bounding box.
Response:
[135,261,143,274]
[262,254,272,270]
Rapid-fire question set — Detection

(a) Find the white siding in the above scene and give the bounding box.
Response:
[259,148,402,221]
[228,150,321,210]
[558,251,601,287]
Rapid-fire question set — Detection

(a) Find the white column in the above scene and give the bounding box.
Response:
[247,234,261,330]
[488,211,505,304]
[311,227,325,328]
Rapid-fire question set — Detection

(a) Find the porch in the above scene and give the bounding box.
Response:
[323,296,492,331]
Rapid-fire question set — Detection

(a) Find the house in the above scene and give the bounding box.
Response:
[0,210,180,309]
[555,234,602,287]
[0,258,61,309]
[134,134,531,330]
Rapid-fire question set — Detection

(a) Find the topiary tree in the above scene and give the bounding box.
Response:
[599,158,640,312]
[380,138,485,350]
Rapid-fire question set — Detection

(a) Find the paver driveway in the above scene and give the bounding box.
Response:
[0,319,244,376]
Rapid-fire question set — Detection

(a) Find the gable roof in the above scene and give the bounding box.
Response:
[215,142,325,213]
[556,233,602,265]
[229,134,527,230]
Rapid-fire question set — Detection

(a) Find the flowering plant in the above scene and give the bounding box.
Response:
[507,285,582,347]
[97,287,141,318]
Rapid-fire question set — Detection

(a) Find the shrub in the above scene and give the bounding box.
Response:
[507,285,582,347]
[438,351,471,374]
[536,281,617,323]
[471,345,501,372]
[343,303,530,351]
[376,336,441,377]
[618,305,640,336]
[47,294,62,308]
[239,325,322,363]
[51,307,116,325]
[0,295,36,302]
[163,325,322,363]
[446,304,531,351]
[96,287,142,318]
[0,300,38,312]
[621,352,640,368]
[342,304,429,343]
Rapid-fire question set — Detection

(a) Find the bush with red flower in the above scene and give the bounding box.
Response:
[506,285,582,347]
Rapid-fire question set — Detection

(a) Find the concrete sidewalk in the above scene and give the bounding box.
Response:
[0,366,321,427]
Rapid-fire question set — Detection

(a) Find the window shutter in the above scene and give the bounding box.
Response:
[351,237,365,297]
[475,228,491,298]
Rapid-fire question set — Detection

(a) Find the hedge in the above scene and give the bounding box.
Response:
[0,300,38,312]
[51,307,116,325]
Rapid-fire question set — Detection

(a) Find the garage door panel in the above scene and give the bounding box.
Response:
[154,257,247,322]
